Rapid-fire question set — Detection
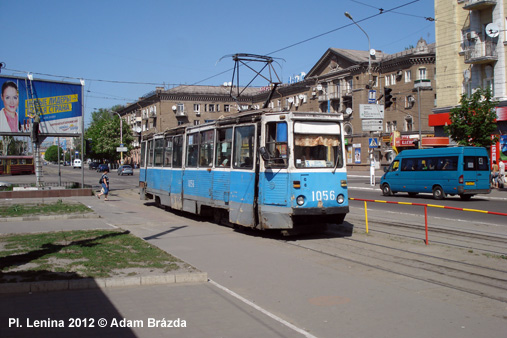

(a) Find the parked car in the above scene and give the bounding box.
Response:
[118,165,133,176]
[97,164,109,172]
[73,159,82,169]
[89,162,99,170]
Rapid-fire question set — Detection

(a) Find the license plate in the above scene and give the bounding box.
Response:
[465,182,475,186]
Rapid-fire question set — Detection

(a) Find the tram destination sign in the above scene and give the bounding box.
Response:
[359,104,384,119]
[362,119,383,131]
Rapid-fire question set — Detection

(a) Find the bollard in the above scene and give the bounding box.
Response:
[364,201,369,233]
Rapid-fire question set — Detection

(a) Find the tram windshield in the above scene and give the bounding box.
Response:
[293,121,343,169]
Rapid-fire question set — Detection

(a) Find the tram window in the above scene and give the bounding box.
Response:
[172,135,183,168]
[140,142,146,167]
[11,159,17,165]
[265,122,288,168]
[233,125,255,169]
[215,127,232,167]
[164,137,173,167]
[186,133,199,167]
[147,140,154,167]
[199,130,214,167]
[154,139,164,167]
[293,122,342,169]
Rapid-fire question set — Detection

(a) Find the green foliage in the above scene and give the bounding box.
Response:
[444,88,498,147]
[44,145,64,163]
[85,106,133,162]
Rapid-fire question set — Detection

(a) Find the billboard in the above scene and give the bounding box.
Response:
[0,75,83,136]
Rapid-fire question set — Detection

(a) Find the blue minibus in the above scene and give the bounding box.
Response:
[380,147,491,200]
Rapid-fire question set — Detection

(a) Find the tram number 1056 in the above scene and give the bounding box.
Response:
[311,190,336,201]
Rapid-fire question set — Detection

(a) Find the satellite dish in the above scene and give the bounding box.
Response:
[316,84,323,91]
[463,69,471,81]
[369,49,376,56]
[345,108,353,115]
[298,94,305,100]
[288,97,294,103]
[136,127,141,133]
[485,23,499,38]
[171,105,177,111]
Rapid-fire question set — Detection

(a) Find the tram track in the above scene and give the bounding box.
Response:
[278,217,507,304]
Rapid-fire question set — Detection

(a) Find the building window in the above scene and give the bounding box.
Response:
[391,74,396,85]
[193,104,200,112]
[209,104,215,112]
[405,116,413,131]
[216,104,220,112]
[177,103,184,113]
[194,120,200,126]
[224,104,230,112]
[405,70,411,82]
[418,68,427,80]
[372,76,378,87]
[385,76,390,86]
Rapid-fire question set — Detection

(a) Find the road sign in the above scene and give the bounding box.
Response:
[360,104,384,119]
[369,138,379,148]
[116,147,128,152]
[362,119,383,131]
[368,90,376,104]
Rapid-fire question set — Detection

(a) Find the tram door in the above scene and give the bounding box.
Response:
[229,125,256,226]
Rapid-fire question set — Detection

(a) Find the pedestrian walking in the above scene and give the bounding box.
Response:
[97,169,110,200]
[491,160,499,188]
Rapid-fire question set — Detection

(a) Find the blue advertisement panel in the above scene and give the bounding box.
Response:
[0,75,82,135]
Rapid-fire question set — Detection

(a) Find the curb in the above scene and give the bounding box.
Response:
[0,272,208,294]
[0,213,100,222]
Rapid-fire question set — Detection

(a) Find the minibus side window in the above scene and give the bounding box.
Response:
[477,156,489,171]
[390,160,399,172]
[464,156,475,171]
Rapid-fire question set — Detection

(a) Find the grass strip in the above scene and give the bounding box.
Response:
[0,229,189,282]
[0,199,91,218]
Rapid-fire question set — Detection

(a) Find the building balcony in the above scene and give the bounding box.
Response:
[318,95,327,102]
[464,41,498,64]
[462,0,496,10]
[327,92,340,101]
[176,111,187,117]
[414,79,432,88]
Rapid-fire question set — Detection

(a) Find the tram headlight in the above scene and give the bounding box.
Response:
[296,195,305,206]
[336,194,345,204]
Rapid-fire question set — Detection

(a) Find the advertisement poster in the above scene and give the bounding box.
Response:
[500,135,507,162]
[354,146,361,164]
[0,75,82,135]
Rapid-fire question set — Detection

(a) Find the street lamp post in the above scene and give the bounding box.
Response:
[345,11,375,186]
[114,112,124,165]
[344,12,372,87]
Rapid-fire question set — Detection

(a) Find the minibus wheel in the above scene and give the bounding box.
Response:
[432,186,445,200]
[382,184,393,196]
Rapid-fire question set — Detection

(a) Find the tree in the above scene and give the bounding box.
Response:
[444,88,498,147]
[44,145,64,163]
[84,106,132,162]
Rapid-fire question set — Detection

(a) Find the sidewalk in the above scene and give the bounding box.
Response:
[0,193,307,338]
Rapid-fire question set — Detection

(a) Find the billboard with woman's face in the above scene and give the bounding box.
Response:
[0,75,82,135]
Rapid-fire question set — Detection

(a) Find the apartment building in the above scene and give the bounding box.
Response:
[433,0,507,162]
[253,39,436,166]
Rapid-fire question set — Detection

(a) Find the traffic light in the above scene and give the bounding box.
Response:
[384,87,393,108]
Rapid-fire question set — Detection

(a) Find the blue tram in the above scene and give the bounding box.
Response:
[139,110,349,233]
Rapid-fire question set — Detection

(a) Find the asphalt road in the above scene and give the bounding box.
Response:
[1,167,506,337]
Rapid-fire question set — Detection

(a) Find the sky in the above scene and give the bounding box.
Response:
[0,0,434,127]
